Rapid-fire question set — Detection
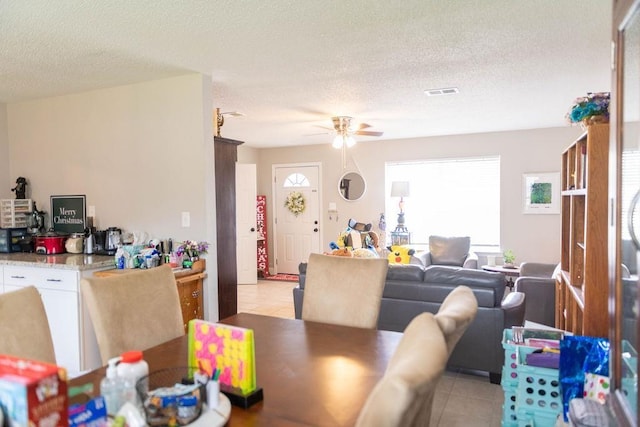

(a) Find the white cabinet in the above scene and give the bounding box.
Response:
[3,265,104,376]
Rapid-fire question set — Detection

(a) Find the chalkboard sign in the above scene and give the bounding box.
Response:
[50,195,86,234]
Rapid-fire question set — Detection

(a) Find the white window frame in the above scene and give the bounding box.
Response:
[385,156,501,248]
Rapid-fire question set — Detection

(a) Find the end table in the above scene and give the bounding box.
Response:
[481,264,520,289]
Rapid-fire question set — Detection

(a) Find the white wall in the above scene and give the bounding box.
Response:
[6,74,219,320]
[0,103,9,199]
[252,126,586,266]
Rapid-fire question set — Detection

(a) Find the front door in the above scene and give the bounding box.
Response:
[273,164,321,274]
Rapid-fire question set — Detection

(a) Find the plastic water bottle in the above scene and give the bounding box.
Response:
[116,350,149,410]
[100,357,125,416]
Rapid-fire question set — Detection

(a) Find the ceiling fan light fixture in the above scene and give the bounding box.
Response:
[345,135,356,147]
[332,135,344,149]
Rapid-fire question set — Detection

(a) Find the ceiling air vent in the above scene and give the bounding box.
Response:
[424,87,459,96]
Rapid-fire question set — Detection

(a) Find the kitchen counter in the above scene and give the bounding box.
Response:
[0,253,115,270]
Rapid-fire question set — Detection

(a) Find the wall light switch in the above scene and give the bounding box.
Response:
[181,211,190,228]
[328,202,337,211]
[87,205,96,217]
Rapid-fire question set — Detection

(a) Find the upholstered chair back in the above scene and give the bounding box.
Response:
[0,286,56,364]
[81,265,185,364]
[355,312,448,426]
[302,253,388,329]
[434,285,478,356]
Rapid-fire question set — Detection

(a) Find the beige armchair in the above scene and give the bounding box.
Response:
[355,312,449,426]
[416,235,478,269]
[0,286,56,364]
[302,253,388,329]
[435,285,478,357]
[81,265,185,364]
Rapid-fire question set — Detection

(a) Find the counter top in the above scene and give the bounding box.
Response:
[0,253,115,270]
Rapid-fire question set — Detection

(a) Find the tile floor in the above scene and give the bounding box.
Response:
[237,279,505,426]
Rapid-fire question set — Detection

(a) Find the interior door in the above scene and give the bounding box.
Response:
[236,163,257,284]
[274,165,321,274]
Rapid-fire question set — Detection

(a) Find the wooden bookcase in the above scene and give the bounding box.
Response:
[555,123,609,337]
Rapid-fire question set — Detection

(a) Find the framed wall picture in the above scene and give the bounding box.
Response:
[50,195,86,233]
[522,172,560,214]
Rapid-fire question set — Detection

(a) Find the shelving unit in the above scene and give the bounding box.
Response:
[0,199,32,228]
[555,123,609,337]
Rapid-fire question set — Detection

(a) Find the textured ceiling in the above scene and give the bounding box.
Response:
[0,1,612,148]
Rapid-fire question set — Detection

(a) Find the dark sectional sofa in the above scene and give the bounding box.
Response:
[294,262,525,383]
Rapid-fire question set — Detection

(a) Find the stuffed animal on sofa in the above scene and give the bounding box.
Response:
[343,218,380,250]
[323,247,353,257]
[387,245,415,264]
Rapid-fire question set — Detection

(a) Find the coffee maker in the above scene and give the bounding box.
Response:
[104,227,121,255]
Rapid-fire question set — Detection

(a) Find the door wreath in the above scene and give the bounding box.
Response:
[285,191,306,216]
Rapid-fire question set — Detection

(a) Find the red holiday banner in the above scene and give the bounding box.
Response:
[256,195,269,277]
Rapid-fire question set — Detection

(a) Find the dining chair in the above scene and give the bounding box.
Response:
[0,286,56,364]
[434,285,478,356]
[301,253,388,329]
[355,312,449,426]
[81,265,185,364]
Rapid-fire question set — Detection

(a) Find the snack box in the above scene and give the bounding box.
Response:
[0,354,68,427]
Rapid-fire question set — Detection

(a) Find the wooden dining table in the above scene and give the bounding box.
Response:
[71,313,403,426]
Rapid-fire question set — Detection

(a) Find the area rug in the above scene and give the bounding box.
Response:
[263,273,299,282]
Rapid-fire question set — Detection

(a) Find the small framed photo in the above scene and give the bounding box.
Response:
[522,172,560,214]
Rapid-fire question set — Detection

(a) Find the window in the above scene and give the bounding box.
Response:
[283,173,310,188]
[386,156,500,246]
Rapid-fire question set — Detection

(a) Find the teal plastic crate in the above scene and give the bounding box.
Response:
[502,383,518,425]
[515,347,562,416]
[502,329,541,386]
[502,329,520,383]
[516,408,560,427]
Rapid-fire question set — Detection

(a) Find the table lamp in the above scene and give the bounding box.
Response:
[391,181,410,232]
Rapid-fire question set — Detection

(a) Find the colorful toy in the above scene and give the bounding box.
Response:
[352,248,378,258]
[387,245,415,264]
[324,247,353,257]
[188,319,257,394]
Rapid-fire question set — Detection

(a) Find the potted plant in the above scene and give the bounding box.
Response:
[503,249,516,268]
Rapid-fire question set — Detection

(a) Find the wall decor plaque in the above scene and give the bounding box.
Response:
[50,195,86,234]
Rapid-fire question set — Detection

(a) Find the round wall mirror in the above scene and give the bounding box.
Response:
[339,172,366,201]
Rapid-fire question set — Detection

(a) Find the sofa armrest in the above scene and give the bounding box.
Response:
[417,251,432,267]
[463,252,478,269]
[501,291,525,328]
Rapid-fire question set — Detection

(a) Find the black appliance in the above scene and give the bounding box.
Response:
[0,228,29,253]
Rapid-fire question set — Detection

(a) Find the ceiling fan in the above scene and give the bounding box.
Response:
[314,116,384,148]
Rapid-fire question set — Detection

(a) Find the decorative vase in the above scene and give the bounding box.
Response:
[580,115,609,130]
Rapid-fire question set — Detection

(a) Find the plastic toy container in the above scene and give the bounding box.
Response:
[501,328,563,427]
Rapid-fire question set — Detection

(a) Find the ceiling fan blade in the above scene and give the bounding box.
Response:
[313,125,336,131]
[304,131,331,136]
[356,123,372,130]
[355,130,384,137]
